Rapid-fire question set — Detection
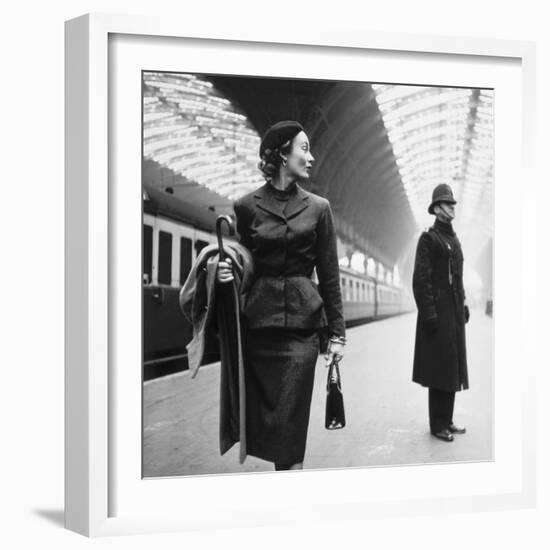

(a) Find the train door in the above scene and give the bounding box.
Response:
[143,221,154,285]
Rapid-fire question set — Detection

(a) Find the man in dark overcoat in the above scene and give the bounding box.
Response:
[412,183,470,442]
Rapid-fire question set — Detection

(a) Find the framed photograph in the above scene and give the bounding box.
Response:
[65,13,536,537]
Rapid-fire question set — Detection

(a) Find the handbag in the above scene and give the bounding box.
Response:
[325,357,346,430]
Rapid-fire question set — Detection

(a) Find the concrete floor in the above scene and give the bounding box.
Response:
[143,310,493,477]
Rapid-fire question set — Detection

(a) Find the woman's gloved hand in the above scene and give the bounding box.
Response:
[464,305,470,324]
[216,258,234,283]
[325,339,345,364]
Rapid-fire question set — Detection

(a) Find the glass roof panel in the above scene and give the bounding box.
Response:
[143,72,263,201]
[373,84,494,242]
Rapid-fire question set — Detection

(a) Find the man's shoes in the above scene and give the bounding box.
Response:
[431,429,454,442]
[448,422,466,434]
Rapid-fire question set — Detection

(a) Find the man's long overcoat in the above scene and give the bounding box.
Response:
[412,221,469,392]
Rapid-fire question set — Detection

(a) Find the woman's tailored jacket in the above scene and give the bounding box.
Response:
[412,221,469,392]
[233,182,345,338]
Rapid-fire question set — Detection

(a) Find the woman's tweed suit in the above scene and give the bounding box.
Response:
[233,181,344,464]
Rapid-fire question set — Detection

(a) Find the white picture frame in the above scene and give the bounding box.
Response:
[65,13,537,537]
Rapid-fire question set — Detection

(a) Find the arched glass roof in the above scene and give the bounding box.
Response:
[372,85,494,240]
[143,72,263,201]
[143,74,493,272]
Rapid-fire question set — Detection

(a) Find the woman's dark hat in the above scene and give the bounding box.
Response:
[428,183,457,214]
[259,120,304,158]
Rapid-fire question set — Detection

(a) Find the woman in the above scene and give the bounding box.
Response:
[217,120,346,471]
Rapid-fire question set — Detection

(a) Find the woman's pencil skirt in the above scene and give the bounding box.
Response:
[243,327,320,465]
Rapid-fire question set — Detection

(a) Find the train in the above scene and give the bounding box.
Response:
[143,184,412,380]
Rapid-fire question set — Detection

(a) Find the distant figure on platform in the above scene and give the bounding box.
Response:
[412,184,469,442]
[217,120,346,470]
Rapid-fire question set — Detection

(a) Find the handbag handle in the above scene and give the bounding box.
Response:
[327,357,342,387]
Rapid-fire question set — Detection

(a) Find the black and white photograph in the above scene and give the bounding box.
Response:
[141,72,494,477]
[4,0,541,543]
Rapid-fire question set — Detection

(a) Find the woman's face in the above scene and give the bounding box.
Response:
[283,131,315,179]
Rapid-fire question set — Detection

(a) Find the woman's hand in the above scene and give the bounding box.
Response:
[325,340,345,364]
[217,258,234,284]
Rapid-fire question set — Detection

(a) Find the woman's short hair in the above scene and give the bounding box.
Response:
[258,140,294,181]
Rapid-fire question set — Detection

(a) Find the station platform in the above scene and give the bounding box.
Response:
[143,311,493,477]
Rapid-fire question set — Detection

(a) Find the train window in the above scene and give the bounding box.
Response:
[158,230,172,285]
[179,237,193,285]
[143,224,153,284]
[195,239,209,256]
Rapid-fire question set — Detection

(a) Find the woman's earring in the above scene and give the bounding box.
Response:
[282,158,287,166]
